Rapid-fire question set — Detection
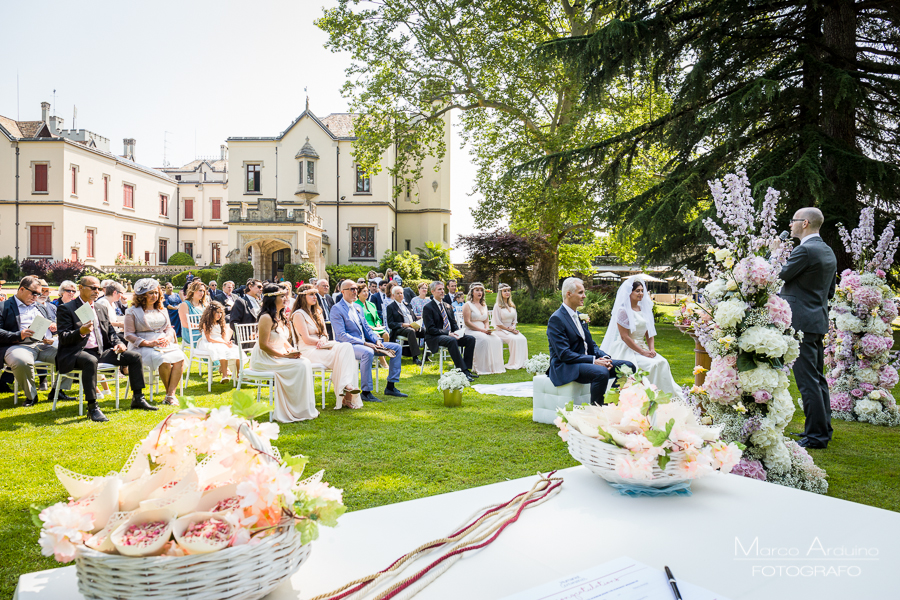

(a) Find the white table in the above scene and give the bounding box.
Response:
[16,467,900,600]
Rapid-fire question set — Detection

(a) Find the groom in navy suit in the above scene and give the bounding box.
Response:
[548,278,635,405]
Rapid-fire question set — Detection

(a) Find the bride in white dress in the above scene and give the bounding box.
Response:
[600,276,683,399]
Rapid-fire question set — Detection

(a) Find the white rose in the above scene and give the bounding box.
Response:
[727,279,738,291]
[714,248,732,263]
[704,279,728,299]
[868,390,882,400]
[854,399,881,417]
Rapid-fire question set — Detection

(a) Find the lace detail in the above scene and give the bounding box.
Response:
[616,308,631,329]
[54,465,105,498]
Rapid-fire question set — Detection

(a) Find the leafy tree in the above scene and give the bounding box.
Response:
[316,0,665,289]
[416,241,460,281]
[0,256,19,281]
[526,0,900,270]
[47,260,85,285]
[456,229,545,297]
[378,250,423,281]
[283,263,318,288]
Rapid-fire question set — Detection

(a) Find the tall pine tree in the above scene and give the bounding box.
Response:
[526,0,900,269]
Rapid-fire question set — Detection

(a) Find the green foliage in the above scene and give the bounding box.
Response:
[510,289,612,325]
[167,252,195,266]
[284,263,318,288]
[219,262,255,286]
[558,238,605,278]
[231,390,271,420]
[81,266,130,288]
[378,250,422,281]
[0,256,19,281]
[172,269,220,287]
[416,241,456,281]
[325,264,372,290]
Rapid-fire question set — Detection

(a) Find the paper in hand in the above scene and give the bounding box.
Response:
[74,302,95,325]
[28,315,52,340]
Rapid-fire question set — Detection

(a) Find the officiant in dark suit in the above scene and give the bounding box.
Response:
[780,207,837,449]
[548,278,635,405]
[57,276,151,421]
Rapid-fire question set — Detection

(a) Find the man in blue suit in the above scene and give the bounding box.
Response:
[331,279,407,402]
[548,277,635,405]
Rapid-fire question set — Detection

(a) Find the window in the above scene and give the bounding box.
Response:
[160,194,168,216]
[122,234,134,259]
[306,161,315,185]
[71,165,77,196]
[351,226,375,259]
[356,166,370,193]
[145,251,151,264]
[184,198,194,220]
[443,224,448,243]
[86,229,95,258]
[30,226,52,256]
[123,183,134,209]
[103,175,109,203]
[211,242,221,265]
[34,163,48,193]
[184,242,194,258]
[159,239,168,263]
[211,198,221,220]
[246,164,261,192]
[405,239,411,252]
[298,162,303,184]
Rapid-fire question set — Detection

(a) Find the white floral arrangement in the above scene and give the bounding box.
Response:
[32,393,345,563]
[524,352,551,376]
[437,368,471,392]
[680,171,827,494]
[555,372,743,480]
[825,208,900,426]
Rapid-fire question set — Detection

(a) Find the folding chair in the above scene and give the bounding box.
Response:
[182,314,214,392]
[233,323,275,419]
[2,360,55,405]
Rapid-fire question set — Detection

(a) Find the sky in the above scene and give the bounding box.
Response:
[0,0,480,261]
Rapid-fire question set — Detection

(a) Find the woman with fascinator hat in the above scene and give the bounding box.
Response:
[600,276,683,399]
[124,278,187,404]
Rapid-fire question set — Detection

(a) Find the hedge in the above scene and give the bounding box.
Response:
[219,262,255,287]
[283,262,317,288]
[172,268,220,287]
[167,252,195,266]
[325,264,372,290]
[510,289,614,325]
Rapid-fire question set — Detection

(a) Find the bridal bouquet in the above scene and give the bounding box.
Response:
[33,393,345,563]
[682,171,827,494]
[825,208,900,426]
[555,371,743,481]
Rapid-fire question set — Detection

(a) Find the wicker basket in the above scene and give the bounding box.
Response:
[566,427,691,488]
[76,520,310,600]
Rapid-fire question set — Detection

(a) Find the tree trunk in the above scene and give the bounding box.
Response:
[532,240,560,291]
[819,0,859,271]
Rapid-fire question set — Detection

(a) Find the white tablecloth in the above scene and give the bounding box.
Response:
[15,467,899,600]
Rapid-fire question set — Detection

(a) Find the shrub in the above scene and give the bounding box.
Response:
[167,252,195,266]
[171,268,220,287]
[83,266,130,289]
[0,256,19,281]
[19,259,51,280]
[283,262,317,288]
[325,264,372,289]
[219,262,255,287]
[47,260,86,285]
[509,289,614,326]
[416,241,456,281]
[378,250,422,281]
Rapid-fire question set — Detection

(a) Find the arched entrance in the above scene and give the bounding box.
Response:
[271,248,289,281]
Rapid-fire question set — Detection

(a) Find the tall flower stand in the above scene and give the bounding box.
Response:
[676,326,709,387]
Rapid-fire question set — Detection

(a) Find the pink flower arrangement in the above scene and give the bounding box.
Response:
[855,286,883,310]
[703,356,741,403]
[880,365,899,389]
[730,458,767,481]
[859,334,891,356]
[733,256,777,288]
[751,390,772,403]
[765,295,793,329]
[831,392,853,412]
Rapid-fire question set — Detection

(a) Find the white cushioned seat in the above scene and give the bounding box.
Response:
[531,374,592,424]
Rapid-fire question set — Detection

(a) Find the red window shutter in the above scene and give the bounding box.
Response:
[124,184,134,208]
[212,199,221,220]
[31,226,51,256]
[185,199,194,219]
[35,164,48,192]
[103,177,109,202]
[86,230,94,258]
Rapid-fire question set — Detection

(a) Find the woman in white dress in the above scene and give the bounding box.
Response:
[124,279,187,405]
[461,282,505,375]
[197,301,242,383]
[600,276,683,399]
[291,284,362,410]
[249,284,318,422]
[491,284,528,369]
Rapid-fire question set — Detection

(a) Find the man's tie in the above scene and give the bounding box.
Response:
[438,300,450,331]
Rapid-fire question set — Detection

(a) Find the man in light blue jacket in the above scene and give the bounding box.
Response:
[331,279,407,402]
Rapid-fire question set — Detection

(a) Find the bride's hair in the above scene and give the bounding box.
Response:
[631,280,644,293]
[495,283,515,310]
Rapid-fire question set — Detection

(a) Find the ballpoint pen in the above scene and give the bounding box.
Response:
[664,566,683,600]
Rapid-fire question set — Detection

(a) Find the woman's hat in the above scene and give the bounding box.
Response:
[134,278,159,295]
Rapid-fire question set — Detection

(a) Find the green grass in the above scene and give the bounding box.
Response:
[1,322,898,598]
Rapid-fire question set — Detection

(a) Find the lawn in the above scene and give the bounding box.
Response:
[1,322,898,598]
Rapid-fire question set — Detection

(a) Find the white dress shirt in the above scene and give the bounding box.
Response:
[14,296,53,342]
[799,232,821,246]
[562,303,587,353]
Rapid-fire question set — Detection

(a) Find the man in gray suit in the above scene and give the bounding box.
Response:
[780,207,837,449]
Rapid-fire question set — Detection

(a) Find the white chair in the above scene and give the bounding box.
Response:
[419,344,450,376]
[233,323,276,419]
[182,314,214,392]
[51,363,141,416]
[2,361,55,405]
[531,374,591,424]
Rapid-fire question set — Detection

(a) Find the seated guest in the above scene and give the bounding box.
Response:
[35,280,59,391]
[163,282,183,338]
[381,281,397,326]
[95,281,126,331]
[229,279,262,329]
[197,301,241,383]
[331,279,407,402]
[461,282,505,375]
[250,284,318,422]
[291,284,362,410]
[179,279,209,347]
[279,282,293,317]
[548,277,635,405]
[209,280,225,304]
[387,285,422,365]
[220,281,238,316]
[410,282,430,319]
[356,286,390,340]
[444,279,459,309]
[314,277,335,340]
[366,270,378,281]
[422,281,478,381]
[54,280,79,307]
[366,280,384,317]
[492,283,528,369]
[125,279,187,405]
[58,276,152,421]
[1,276,71,405]
[452,292,466,311]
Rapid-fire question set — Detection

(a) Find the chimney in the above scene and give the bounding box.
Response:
[123,138,135,160]
[41,102,50,123]
[220,144,228,161]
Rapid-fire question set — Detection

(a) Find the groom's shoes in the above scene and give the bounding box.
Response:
[361,391,383,403]
[797,437,827,449]
[383,383,408,398]
[463,370,477,382]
